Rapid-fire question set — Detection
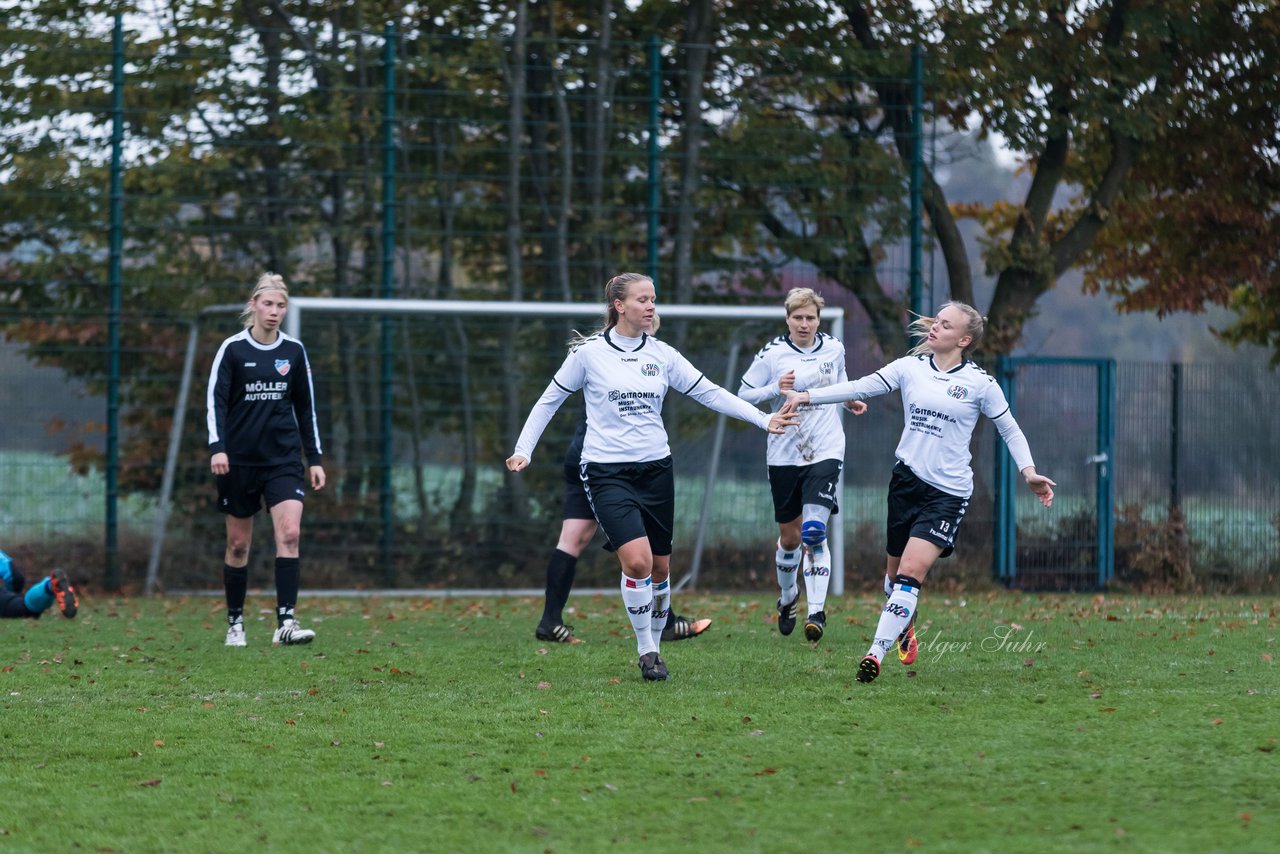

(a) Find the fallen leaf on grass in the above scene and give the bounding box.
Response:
[139,779,162,787]
[152,740,164,747]
[1212,718,1223,725]
[537,681,552,690]
[754,768,777,776]
[534,769,547,776]
[1100,708,1116,713]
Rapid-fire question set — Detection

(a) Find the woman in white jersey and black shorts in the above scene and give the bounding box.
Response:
[738,288,866,643]
[508,273,797,681]
[207,273,325,648]
[783,302,1055,684]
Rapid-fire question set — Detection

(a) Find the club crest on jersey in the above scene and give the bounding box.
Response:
[275,359,291,376]
[642,363,659,376]
[947,384,968,400]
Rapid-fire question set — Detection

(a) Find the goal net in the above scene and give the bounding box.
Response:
[149,298,885,596]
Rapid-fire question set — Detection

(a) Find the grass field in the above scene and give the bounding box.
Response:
[2,591,1277,852]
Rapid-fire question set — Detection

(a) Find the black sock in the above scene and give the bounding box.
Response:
[540,549,578,625]
[224,564,248,625]
[275,557,300,626]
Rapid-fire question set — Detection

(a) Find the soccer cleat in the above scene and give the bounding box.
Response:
[896,621,918,665]
[662,613,712,642]
[272,618,315,646]
[49,568,77,618]
[856,655,880,684]
[638,651,669,681]
[803,610,826,642]
[776,593,799,636]
[225,622,246,647]
[535,622,581,644]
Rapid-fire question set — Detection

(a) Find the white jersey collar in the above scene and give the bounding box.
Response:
[604,328,648,352]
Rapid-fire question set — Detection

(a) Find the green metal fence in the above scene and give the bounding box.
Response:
[1,14,932,591]
[995,359,1280,591]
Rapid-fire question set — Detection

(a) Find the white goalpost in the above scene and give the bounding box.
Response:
[149,298,848,597]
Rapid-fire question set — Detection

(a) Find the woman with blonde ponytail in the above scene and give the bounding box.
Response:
[783,301,1055,684]
[508,273,798,681]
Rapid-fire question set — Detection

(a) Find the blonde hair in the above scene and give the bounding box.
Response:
[907,301,985,358]
[240,272,289,328]
[784,287,824,317]
[569,272,653,346]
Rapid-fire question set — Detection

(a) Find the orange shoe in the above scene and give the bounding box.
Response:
[663,613,711,642]
[896,622,918,665]
[49,568,78,618]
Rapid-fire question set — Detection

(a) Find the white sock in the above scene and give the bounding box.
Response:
[868,580,919,663]
[650,578,670,650]
[776,541,800,604]
[883,573,893,598]
[804,541,832,613]
[620,574,656,656]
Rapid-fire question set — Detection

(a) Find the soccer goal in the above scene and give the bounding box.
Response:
[148,298,850,596]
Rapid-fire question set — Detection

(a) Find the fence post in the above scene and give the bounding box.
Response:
[993,355,1016,584]
[909,43,924,319]
[380,22,398,583]
[647,34,661,289]
[1170,362,1181,510]
[1096,360,1116,586]
[105,14,125,591]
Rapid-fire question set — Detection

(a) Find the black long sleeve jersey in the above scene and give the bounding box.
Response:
[206,329,323,467]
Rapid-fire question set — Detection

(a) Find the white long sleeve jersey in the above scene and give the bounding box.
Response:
[738,332,847,466]
[806,354,1035,497]
[513,329,771,464]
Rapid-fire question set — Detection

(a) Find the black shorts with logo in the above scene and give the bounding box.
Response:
[579,456,675,556]
[217,462,307,518]
[767,459,843,523]
[885,461,968,558]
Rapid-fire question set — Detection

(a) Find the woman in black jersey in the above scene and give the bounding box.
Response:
[207,273,325,648]
[784,302,1055,683]
[508,273,796,681]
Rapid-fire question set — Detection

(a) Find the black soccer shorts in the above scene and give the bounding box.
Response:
[885,461,968,558]
[216,462,307,518]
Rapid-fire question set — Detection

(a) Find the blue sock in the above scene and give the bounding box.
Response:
[24,577,55,613]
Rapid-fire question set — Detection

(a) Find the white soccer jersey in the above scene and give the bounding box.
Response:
[738,332,847,466]
[513,329,772,464]
[807,354,1035,497]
